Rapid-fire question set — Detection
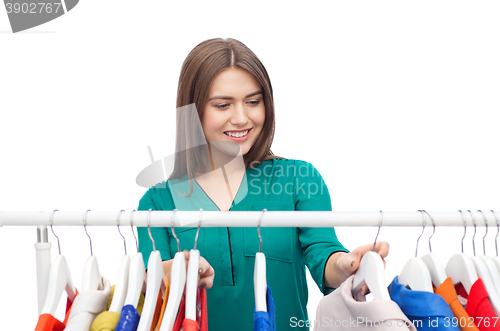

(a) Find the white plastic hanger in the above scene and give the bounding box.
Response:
[398,212,433,292]
[109,210,130,313]
[467,210,500,315]
[254,209,268,311]
[124,210,146,309]
[81,210,103,292]
[476,211,500,306]
[445,210,478,294]
[137,209,168,331]
[477,210,500,294]
[41,210,77,315]
[419,211,447,288]
[352,210,391,300]
[489,210,500,276]
[185,209,203,321]
[160,209,188,331]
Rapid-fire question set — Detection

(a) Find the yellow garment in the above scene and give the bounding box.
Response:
[90,282,147,331]
[90,311,120,331]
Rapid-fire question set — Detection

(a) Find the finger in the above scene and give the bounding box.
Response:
[361,284,371,296]
[199,274,214,289]
[199,264,214,278]
[373,241,390,259]
[337,253,358,277]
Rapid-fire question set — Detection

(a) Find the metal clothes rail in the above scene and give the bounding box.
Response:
[1,210,498,227]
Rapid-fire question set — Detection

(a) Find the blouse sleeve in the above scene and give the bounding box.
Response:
[294,160,349,295]
[137,183,173,269]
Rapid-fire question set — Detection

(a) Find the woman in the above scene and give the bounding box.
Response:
[137,38,389,330]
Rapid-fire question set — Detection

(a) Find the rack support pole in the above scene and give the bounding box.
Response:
[35,226,51,315]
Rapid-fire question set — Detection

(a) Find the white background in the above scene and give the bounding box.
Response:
[1,1,500,329]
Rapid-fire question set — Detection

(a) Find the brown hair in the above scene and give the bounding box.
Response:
[168,38,285,195]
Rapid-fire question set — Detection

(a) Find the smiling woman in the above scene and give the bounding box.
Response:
[136,38,388,331]
[203,67,265,155]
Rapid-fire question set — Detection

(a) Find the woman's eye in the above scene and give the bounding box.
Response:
[248,100,260,106]
[216,104,229,109]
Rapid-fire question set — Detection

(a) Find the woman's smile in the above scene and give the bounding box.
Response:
[223,128,252,141]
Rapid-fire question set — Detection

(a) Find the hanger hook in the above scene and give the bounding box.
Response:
[130,210,139,253]
[194,209,202,250]
[258,209,267,253]
[422,210,436,252]
[147,209,156,252]
[478,210,488,256]
[491,210,499,256]
[116,210,127,255]
[49,209,61,255]
[468,210,477,256]
[459,210,467,253]
[373,210,383,252]
[83,209,93,256]
[415,210,426,257]
[171,209,181,253]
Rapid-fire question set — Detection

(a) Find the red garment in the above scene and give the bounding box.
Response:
[34,289,79,331]
[172,300,185,331]
[456,279,500,331]
[182,319,199,331]
[172,289,207,331]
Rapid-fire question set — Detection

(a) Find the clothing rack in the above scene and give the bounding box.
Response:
[1,209,497,315]
[1,210,497,227]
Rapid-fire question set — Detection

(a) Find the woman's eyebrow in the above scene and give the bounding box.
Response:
[207,90,262,101]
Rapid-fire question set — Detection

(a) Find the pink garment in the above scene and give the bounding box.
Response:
[314,275,417,331]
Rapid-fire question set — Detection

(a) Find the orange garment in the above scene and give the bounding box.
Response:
[149,290,163,331]
[434,278,480,331]
[154,277,170,331]
[34,289,79,331]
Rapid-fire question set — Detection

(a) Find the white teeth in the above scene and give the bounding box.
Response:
[225,130,249,138]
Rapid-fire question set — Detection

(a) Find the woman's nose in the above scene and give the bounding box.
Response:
[230,103,249,125]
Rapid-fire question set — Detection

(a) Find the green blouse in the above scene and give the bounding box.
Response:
[137,158,349,330]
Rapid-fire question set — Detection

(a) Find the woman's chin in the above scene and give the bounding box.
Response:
[209,140,244,157]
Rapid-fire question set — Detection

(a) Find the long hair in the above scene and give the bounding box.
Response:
[168,38,285,196]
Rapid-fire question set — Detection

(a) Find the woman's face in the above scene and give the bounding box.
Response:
[202,67,265,156]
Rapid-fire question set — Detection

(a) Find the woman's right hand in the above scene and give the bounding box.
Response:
[162,250,215,289]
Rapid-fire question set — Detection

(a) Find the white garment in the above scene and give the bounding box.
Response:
[314,275,417,331]
[65,276,111,331]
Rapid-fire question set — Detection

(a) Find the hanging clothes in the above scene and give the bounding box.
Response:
[153,277,170,331]
[137,158,349,330]
[253,286,277,331]
[91,285,124,331]
[455,279,500,331]
[388,276,460,331]
[90,311,120,331]
[65,276,112,331]
[115,306,141,331]
[171,288,208,331]
[114,289,146,331]
[433,278,480,331]
[84,279,151,331]
[314,275,416,331]
[34,289,79,331]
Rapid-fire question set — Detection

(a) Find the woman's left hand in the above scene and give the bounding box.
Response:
[324,241,389,290]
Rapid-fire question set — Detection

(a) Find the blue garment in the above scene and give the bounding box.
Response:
[254,286,277,331]
[388,276,461,331]
[115,305,140,331]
